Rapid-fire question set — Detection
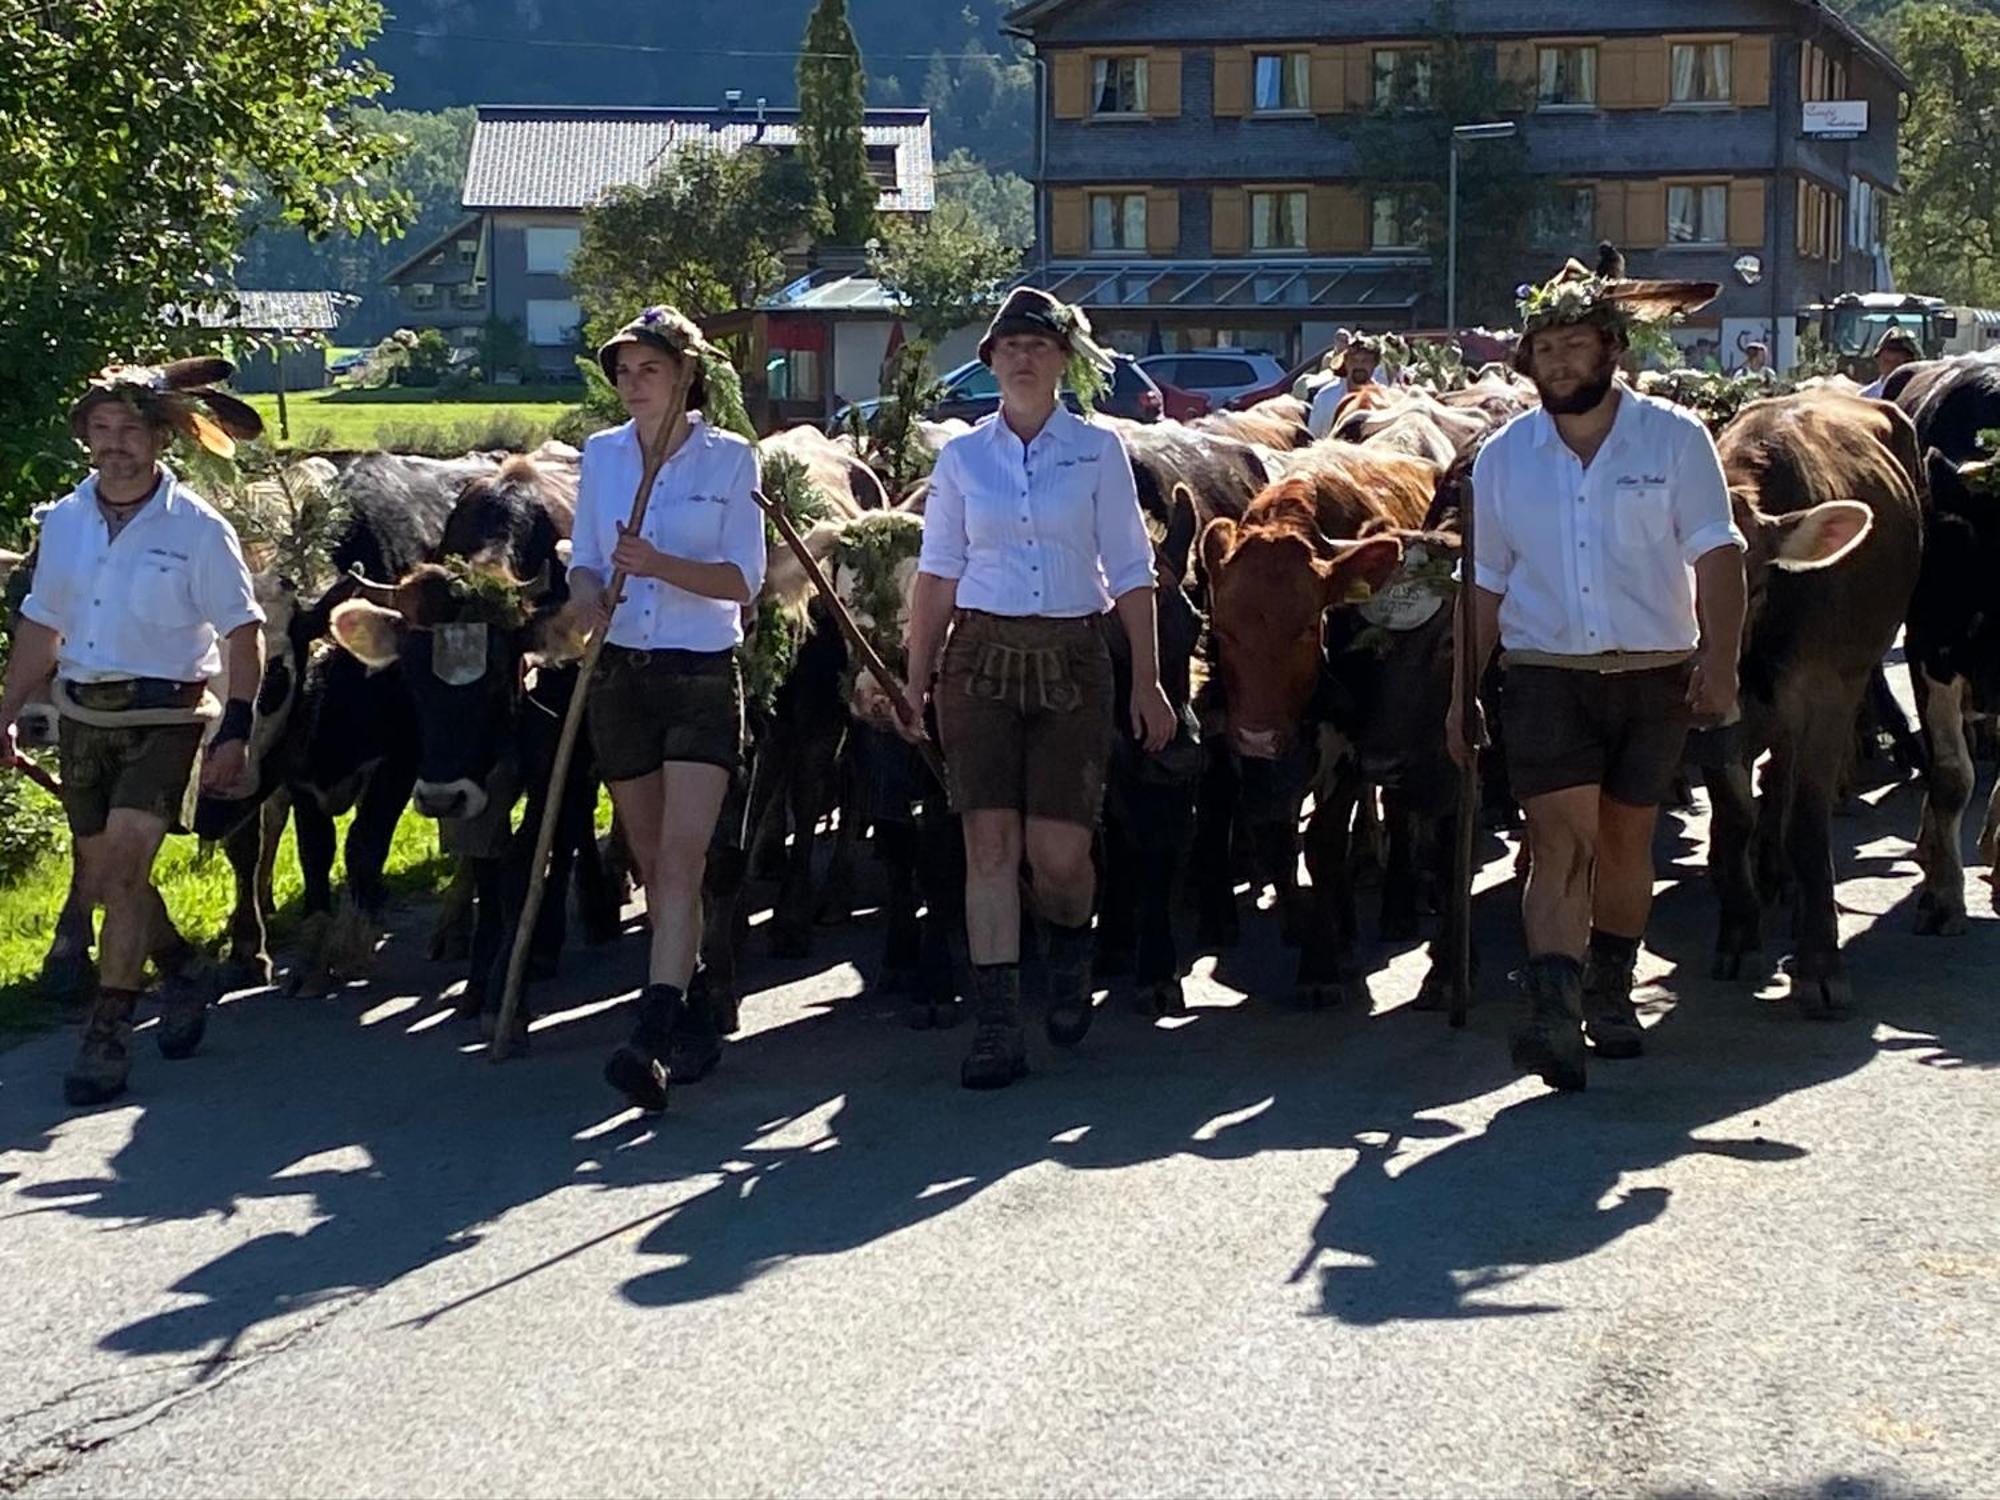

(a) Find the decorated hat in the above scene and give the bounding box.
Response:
[69,356,264,459]
[1513,254,1719,368]
[977,287,1115,374]
[1874,326,1921,359]
[596,304,727,384]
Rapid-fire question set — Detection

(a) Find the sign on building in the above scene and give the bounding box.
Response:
[1802,100,1869,140]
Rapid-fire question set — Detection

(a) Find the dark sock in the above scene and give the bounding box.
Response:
[1588,929,1640,970]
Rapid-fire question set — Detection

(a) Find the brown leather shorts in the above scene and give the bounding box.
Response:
[588,645,744,782]
[56,679,207,837]
[1501,660,1694,806]
[935,610,1114,827]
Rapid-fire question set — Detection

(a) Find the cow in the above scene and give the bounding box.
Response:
[327,456,618,1045]
[1697,390,1923,1015]
[1332,390,1493,467]
[1195,395,1314,451]
[762,423,890,513]
[1195,450,1429,999]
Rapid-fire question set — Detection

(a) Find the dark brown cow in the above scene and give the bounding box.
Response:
[1700,390,1923,1015]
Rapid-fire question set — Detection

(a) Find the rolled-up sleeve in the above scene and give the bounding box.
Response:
[1673,419,1747,563]
[194,517,264,633]
[18,536,59,633]
[723,445,767,597]
[1093,429,1155,597]
[569,438,612,582]
[1468,439,1513,594]
[918,445,968,581]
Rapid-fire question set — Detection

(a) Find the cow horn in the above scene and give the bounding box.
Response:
[345,563,401,609]
[520,560,552,602]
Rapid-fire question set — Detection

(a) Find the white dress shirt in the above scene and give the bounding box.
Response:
[1306,378,1353,438]
[569,414,766,652]
[21,465,263,684]
[918,406,1154,618]
[1469,388,1745,657]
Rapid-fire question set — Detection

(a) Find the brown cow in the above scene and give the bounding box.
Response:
[1699,390,1923,1016]
[1195,394,1313,451]
[760,424,886,514]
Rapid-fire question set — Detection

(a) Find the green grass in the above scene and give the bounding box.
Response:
[246,387,574,452]
[0,807,454,1043]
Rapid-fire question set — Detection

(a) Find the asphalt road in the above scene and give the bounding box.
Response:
[2,746,1997,1498]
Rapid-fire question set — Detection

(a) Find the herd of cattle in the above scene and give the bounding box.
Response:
[22,352,2000,1044]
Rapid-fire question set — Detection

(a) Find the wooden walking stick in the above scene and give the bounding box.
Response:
[487,388,686,1061]
[1450,475,1481,1030]
[751,490,949,790]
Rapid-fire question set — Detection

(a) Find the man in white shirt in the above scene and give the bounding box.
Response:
[1858,326,1920,399]
[1292,330,1352,402]
[1306,336,1382,439]
[1448,264,1746,1091]
[0,360,265,1106]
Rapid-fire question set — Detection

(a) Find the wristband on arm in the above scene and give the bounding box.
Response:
[212,697,255,748]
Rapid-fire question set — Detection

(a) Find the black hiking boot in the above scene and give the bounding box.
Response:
[961,963,1027,1091]
[64,987,140,1106]
[603,983,684,1113]
[1042,921,1096,1048]
[1507,955,1588,1092]
[1582,932,1644,1060]
[664,988,723,1085]
[156,969,214,1061]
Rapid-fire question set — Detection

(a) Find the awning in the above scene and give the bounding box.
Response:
[1026,258,1431,316]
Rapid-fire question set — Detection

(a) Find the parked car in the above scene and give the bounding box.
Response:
[328,351,367,380]
[926,355,1165,425]
[1152,377,1211,422]
[1224,329,1518,409]
[1138,350,1288,409]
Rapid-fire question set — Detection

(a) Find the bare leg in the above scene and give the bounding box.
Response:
[1591,794,1662,939]
[962,809,1025,965]
[1520,784,1600,959]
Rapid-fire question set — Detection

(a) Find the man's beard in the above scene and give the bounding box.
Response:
[1534,363,1617,416]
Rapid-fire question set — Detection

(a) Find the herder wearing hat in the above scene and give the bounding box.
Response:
[898,287,1176,1090]
[0,359,266,1105]
[1306,334,1383,439]
[1446,258,1746,1091]
[1859,326,1921,399]
[575,307,766,1116]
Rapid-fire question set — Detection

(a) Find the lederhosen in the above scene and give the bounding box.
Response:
[588,645,744,781]
[54,678,210,837]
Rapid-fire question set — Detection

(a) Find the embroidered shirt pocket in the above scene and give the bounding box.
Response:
[130,555,198,626]
[1612,483,1673,547]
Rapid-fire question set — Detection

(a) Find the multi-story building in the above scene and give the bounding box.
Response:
[1002,0,1905,370]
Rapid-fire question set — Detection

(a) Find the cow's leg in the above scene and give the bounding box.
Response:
[769,728,835,959]
[874,816,922,991]
[1753,747,1795,908]
[428,859,476,964]
[322,767,409,983]
[1977,779,2000,893]
[1132,778,1192,1017]
[1413,803,1475,1012]
[1349,784,1386,889]
[909,797,966,1029]
[699,780,750,1036]
[1782,704,1852,1019]
[1378,787,1424,942]
[1193,744,1240,948]
[1869,662,1926,776]
[220,811,274,990]
[1701,740,1763,981]
[1297,764,1364,1008]
[40,855,98,1003]
[1914,671,1974,936]
[456,855,507,1020]
[285,794,342,996]
[815,754,863,926]
[1095,799,1137,979]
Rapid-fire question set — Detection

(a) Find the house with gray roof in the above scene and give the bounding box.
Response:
[384,100,937,377]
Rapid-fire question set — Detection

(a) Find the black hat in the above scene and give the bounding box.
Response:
[978,287,1114,372]
[1874,327,1921,359]
[69,356,264,459]
[596,305,726,386]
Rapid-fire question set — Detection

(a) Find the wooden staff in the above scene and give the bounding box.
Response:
[11,752,62,800]
[752,489,948,790]
[1450,475,1481,1030]
[488,388,685,1062]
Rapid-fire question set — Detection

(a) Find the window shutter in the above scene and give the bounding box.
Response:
[1053,54,1089,120]
[1310,45,1346,114]
[1598,38,1636,107]
[1632,37,1668,108]
[1625,181,1667,247]
[1211,187,1247,255]
[1050,188,1086,256]
[1728,178,1766,247]
[1149,50,1182,117]
[1212,48,1250,117]
[1146,189,1181,253]
[1594,180,1628,245]
[1309,185,1367,254]
[1733,36,1771,107]
[1498,41,1536,91]
[1345,46,1373,111]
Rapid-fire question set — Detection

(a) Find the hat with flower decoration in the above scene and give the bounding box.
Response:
[978,287,1115,374]
[68,356,264,459]
[1511,253,1719,371]
[596,304,727,383]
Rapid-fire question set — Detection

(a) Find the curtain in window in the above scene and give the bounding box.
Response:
[1700,184,1726,241]
[1539,47,1560,99]
[1668,186,1696,243]
[1093,58,1114,112]
[1254,56,1282,111]
[1704,44,1731,100]
[1091,195,1116,248]
[1671,45,1698,101]
[1123,194,1147,249]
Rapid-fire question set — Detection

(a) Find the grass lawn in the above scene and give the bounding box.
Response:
[0,807,453,1044]
[245,386,576,453]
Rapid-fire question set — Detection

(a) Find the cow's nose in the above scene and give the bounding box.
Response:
[414,785,464,819]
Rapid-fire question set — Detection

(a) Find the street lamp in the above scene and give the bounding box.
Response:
[1447,121,1519,333]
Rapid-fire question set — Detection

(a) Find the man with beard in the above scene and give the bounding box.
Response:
[0,359,265,1105]
[1446,263,1745,1090]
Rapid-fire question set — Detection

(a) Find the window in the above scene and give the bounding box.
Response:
[1667,183,1728,244]
[1373,48,1432,109]
[1174,356,1260,390]
[1089,192,1147,252]
[1092,55,1148,115]
[1537,44,1597,106]
[1371,193,1420,250]
[456,237,479,265]
[453,284,484,308]
[950,363,1001,399]
[1249,189,1307,252]
[766,349,823,403]
[525,298,580,346]
[523,226,580,276]
[1541,183,1597,245]
[405,282,437,309]
[1670,42,1731,104]
[866,145,899,191]
[1796,181,1845,263]
[1253,52,1309,112]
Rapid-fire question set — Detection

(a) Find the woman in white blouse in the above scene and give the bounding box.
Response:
[569,307,765,1115]
[900,287,1176,1091]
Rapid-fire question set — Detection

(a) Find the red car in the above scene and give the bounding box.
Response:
[1224,329,1517,410]
[1154,377,1211,422]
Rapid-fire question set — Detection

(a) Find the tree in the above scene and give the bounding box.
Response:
[936,149,1035,251]
[797,0,877,246]
[0,0,408,526]
[920,40,1037,174]
[568,145,817,340]
[869,200,1020,348]
[1351,0,1558,328]
[1887,2,2000,304]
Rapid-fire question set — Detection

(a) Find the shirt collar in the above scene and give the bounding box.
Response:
[1530,384,1633,456]
[617,411,713,455]
[987,403,1078,451]
[82,463,178,516]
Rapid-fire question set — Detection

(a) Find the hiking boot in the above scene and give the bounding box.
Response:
[1042,921,1096,1048]
[961,963,1027,1091]
[603,983,683,1113]
[1583,947,1645,1060]
[1507,955,1587,1092]
[156,968,215,1062]
[664,989,723,1085]
[64,988,140,1107]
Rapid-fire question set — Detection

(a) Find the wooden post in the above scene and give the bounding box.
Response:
[274,335,291,444]
[1450,475,1481,1029]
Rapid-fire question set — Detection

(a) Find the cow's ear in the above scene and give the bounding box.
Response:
[1317,535,1404,602]
[1930,449,1985,517]
[329,599,405,669]
[525,601,589,667]
[1761,500,1873,572]
[765,519,846,609]
[1161,483,1199,583]
[1197,516,1237,583]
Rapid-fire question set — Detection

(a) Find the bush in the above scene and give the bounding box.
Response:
[551,404,614,448]
[0,772,67,885]
[478,318,534,384]
[372,410,554,457]
[396,328,453,388]
[359,328,419,389]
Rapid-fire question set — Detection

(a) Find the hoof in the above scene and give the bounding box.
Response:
[960,1055,1027,1090]
[1913,892,1968,937]
[1134,978,1186,1017]
[907,997,964,1030]
[40,953,98,1005]
[1786,966,1853,1021]
[767,923,811,961]
[1296,977,1363,1011]
[1411,974,1458,1013]
[1377,910,1420,944]
[1045,1002,1094,1048]
[63,1073,129,1108]
[216,955,273,993]
[427,930,471,964]
[283,966,338,999]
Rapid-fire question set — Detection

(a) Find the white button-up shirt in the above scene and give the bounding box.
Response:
[918,407,1154,617]
[569,414,766,652]
[20,466,263,684]
[1470,388,1745,656]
